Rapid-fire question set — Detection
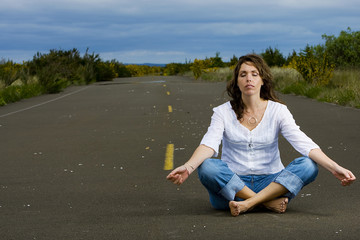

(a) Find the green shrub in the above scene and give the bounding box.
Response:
[323,28,360,68]
[28,49,82,92]
[163,63,191,76]
[190,59,204,80]
[287,45,334,86]
[261,47,286,67]
[0,60,23,86]
[272,66,359,108]
[111,60,132,78]
[0,83,43,106]
[95,61,118,81]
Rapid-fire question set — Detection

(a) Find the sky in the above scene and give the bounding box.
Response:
[1,0,359,64]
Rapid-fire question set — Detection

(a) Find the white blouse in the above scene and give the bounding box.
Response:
[200,101,320,175]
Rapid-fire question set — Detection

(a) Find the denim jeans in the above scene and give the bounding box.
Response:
[197,157,318,210]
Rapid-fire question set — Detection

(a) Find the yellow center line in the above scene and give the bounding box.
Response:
[166,91,170,95]
[164,144,174,170]
[168,105,173,113]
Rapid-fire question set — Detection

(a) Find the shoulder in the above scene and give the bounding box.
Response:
[268,100,288,113]
[213,101,233,113]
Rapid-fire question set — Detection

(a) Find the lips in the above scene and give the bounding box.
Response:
[245,84,255,88]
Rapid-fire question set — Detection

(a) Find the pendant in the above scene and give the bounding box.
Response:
[248,116,258,125]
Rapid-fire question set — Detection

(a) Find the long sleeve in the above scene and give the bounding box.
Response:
[279,105,320,157]
[200,106,225,157]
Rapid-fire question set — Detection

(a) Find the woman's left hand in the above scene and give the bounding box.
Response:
[309,149,356,186]
[332,166,356,186]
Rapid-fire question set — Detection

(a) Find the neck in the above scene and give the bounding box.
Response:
[242,95,265,112]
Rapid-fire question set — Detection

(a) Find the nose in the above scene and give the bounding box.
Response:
[246,74,252,82]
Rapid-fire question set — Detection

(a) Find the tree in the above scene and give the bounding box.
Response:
[210,52,225,68]
[229,55,238,66]
[322,27,360,68]
[261,47,286,67]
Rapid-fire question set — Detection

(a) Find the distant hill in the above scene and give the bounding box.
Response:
[124,63,167,67]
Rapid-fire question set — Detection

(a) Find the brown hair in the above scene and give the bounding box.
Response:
[226,54,282,120]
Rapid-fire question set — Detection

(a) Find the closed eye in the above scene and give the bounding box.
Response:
[239,71,259,77]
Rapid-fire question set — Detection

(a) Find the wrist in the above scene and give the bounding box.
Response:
[184,163,195,175]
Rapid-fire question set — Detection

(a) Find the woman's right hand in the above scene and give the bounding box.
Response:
[166,165,190,185]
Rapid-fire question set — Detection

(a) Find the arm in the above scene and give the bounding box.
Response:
[309,148,356,186]
[279,105,356,186]
[167,105,225,185]
[166,144,215,185]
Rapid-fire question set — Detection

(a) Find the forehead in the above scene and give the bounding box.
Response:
[239,62,259,72]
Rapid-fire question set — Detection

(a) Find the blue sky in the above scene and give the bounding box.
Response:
[1,0,359,64]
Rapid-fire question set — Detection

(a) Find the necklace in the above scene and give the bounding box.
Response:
[241,101,267,126]
[247,116,258,125]
[240,115,258,125]
[242,109,259,125]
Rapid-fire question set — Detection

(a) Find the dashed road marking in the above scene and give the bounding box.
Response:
[164,144,174,170]
[168,105,173,113]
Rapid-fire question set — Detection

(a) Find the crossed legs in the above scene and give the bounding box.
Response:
[230,182,288,216]
[198,157,318,216]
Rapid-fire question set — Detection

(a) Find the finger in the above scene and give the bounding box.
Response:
[166,173,177,180]
[167,176,177,183]
[168,170,179,177]
[341,179,353,186]
[344,171,351,179]
[168,174,180,182]
[174,177,182,185]
[172,174,181,182]
[348,171,356,180]
[167,168,182,178]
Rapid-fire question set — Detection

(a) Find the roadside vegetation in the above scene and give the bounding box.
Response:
[1,28,359,108]
[184,28,360,108]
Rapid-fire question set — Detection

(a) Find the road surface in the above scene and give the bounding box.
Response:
[0,76,359,239]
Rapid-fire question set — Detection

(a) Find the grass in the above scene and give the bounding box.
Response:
[189,66,360,109]
[195,67,233,82]
[1,66,359,109]
[272,67,360,108]
[0,78,43,106]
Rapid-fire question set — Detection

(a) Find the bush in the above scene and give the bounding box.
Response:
[125,64,162,77]
[95,61,118,81]
[287,45,335,86]
[228,55,238,67]
[0,83,43,106]
[163,63,191,76]
[322,27,360,68]
[28,49,83,93]
[0,60,23,86]
[111,60,132,78]
[190,59,204,79]
[261,47,286,67]
[272,67,359,108]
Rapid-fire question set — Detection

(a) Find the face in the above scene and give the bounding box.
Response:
[237,62,264,97]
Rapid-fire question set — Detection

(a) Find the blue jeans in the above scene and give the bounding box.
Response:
[197,157,318,210]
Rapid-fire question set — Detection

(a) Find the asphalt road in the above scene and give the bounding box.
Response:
[0,76,359,240]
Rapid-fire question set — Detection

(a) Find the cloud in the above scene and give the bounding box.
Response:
[0,0,359,63]
[100,50,189,64]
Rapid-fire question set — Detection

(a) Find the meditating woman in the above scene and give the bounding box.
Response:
[166,54,356,216]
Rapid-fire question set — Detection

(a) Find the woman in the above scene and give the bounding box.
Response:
[166,54,356,216]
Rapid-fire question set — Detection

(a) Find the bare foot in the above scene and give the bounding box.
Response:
[229,201,250,216]
[263,197,288,213]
